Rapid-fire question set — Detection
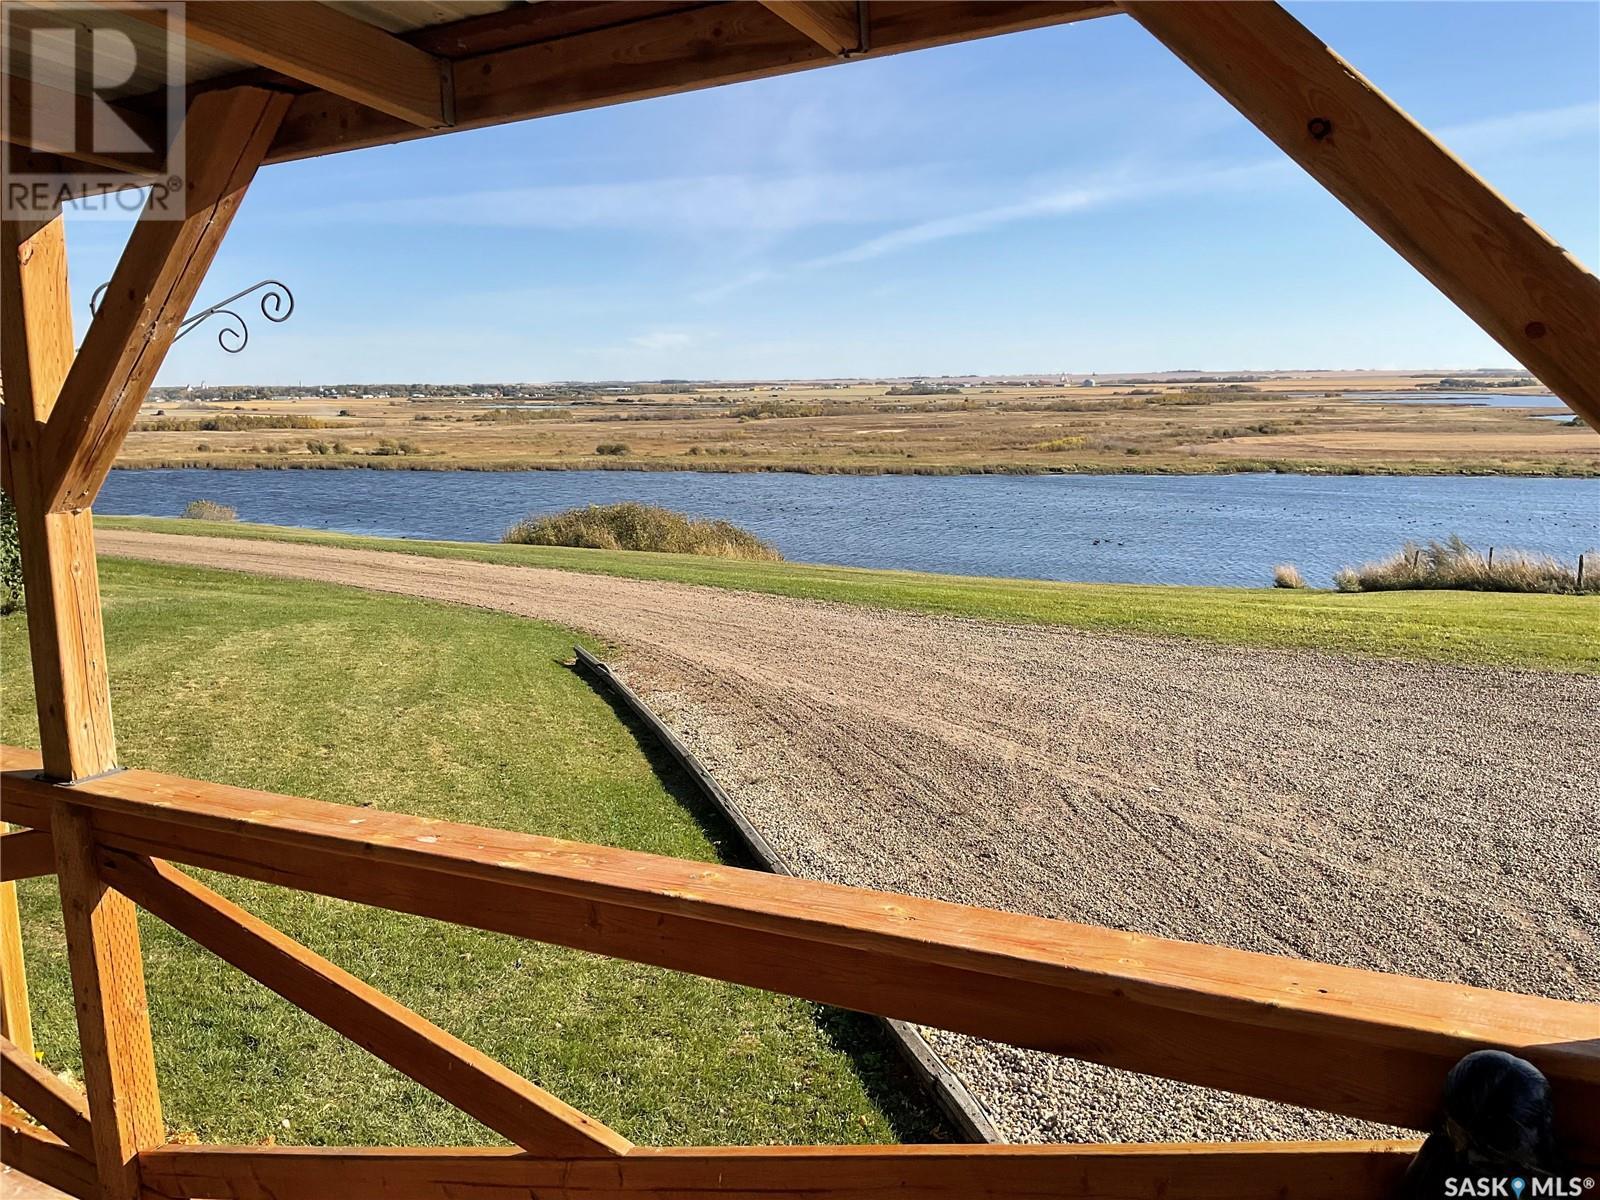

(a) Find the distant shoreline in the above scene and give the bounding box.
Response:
[106,458,1600,479]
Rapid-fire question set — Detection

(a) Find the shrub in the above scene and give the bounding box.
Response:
[180,499,238,522]
[1272,563,1308,589]
[1,491,22,614]
[503,503,781,561]
[473,408,562,423]
[594,442,630,456]
[1334,535,1597,595]
[1030,436,1086,452]
[728,401,828,419]
[370,438,422,456]
[137,414,331,432]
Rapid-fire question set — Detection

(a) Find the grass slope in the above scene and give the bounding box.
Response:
[99,517,1600,673]
[0,559,940,1147]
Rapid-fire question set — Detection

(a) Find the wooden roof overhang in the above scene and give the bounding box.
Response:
[0,5,1597,1200]
[5,1,1121,168]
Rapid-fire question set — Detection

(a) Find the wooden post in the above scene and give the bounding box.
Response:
[1,209,160,1200]
[51,807,162,1200]
[2,86,288,1200]
[0,880,31,1059]
[0,214,117,782]
[1119,1,1600,431]
[0,209,77,1075]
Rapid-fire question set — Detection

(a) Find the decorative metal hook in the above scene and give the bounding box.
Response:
[89,278,294,354]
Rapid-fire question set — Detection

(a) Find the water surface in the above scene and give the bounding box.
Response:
[98,468,1600,588]
[1347,391,1567,410]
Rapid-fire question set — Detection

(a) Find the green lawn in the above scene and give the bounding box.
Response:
[0,559,942,1147]
[99,517,1600,673]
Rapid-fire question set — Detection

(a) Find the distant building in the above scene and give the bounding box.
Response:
[1078,377,1097,387]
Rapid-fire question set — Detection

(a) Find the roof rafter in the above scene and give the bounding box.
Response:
[266,0,1119,163]
[105,0,453,130]
[756,1,862,55]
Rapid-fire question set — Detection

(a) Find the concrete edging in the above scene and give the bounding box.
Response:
[573,644,1003,1145]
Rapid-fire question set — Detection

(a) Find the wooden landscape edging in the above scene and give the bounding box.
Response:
[572,644,1002,1144]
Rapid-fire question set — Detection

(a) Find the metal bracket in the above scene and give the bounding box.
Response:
[36,766,126,787]
[90,278,294,354]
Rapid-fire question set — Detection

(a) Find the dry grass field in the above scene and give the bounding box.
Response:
[120,371,1597,476]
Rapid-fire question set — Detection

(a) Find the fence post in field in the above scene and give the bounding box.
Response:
[1579,554,1586,589]
[1487,546,1495,569]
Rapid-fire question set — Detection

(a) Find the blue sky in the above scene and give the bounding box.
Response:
[63,0,1600,384]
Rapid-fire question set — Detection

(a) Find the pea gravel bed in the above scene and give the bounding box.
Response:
[99,530,1600,1143]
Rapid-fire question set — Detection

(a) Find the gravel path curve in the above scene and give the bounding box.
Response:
[99,530,1600,1142]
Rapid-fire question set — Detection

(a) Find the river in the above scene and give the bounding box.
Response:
[95,468,1600,588]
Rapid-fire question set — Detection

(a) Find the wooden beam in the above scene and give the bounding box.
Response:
[407,2,717,57]
[40,86,288,514]
[267,1,1118,163]
[0,211,118,782]
[51,806,161,1200]
[1,508,114,778]
[0,206,73,1084]
[0,1114,98,1200]
[3,749,1596,1153]
[3,170,168,1200]
[0,834,39,1061]
[757,1,861,55]
[1119,0,1600,430]
[0,881,31,1058]
[108,853,627,1157]
[0,1036,94,1157]
[112,1,450,129]
[1,829,56,883]
[136,1140,1421,1200]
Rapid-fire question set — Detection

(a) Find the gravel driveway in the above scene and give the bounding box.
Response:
[98,530,1600,1143]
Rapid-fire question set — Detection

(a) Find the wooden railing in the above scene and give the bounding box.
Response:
[2,743,1596,1198]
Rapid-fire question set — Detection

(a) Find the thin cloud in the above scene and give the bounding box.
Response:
[1439,100,1599,155]
[794,158,1287,274]
[290,168,954,234]
[703,101,1596,295]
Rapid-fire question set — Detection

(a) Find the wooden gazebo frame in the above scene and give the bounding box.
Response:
[1,3,1596,1197]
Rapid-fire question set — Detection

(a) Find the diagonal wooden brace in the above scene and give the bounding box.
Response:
[39,85,291,515]
[104,852,629,1157]
[1120,1,1600,430]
